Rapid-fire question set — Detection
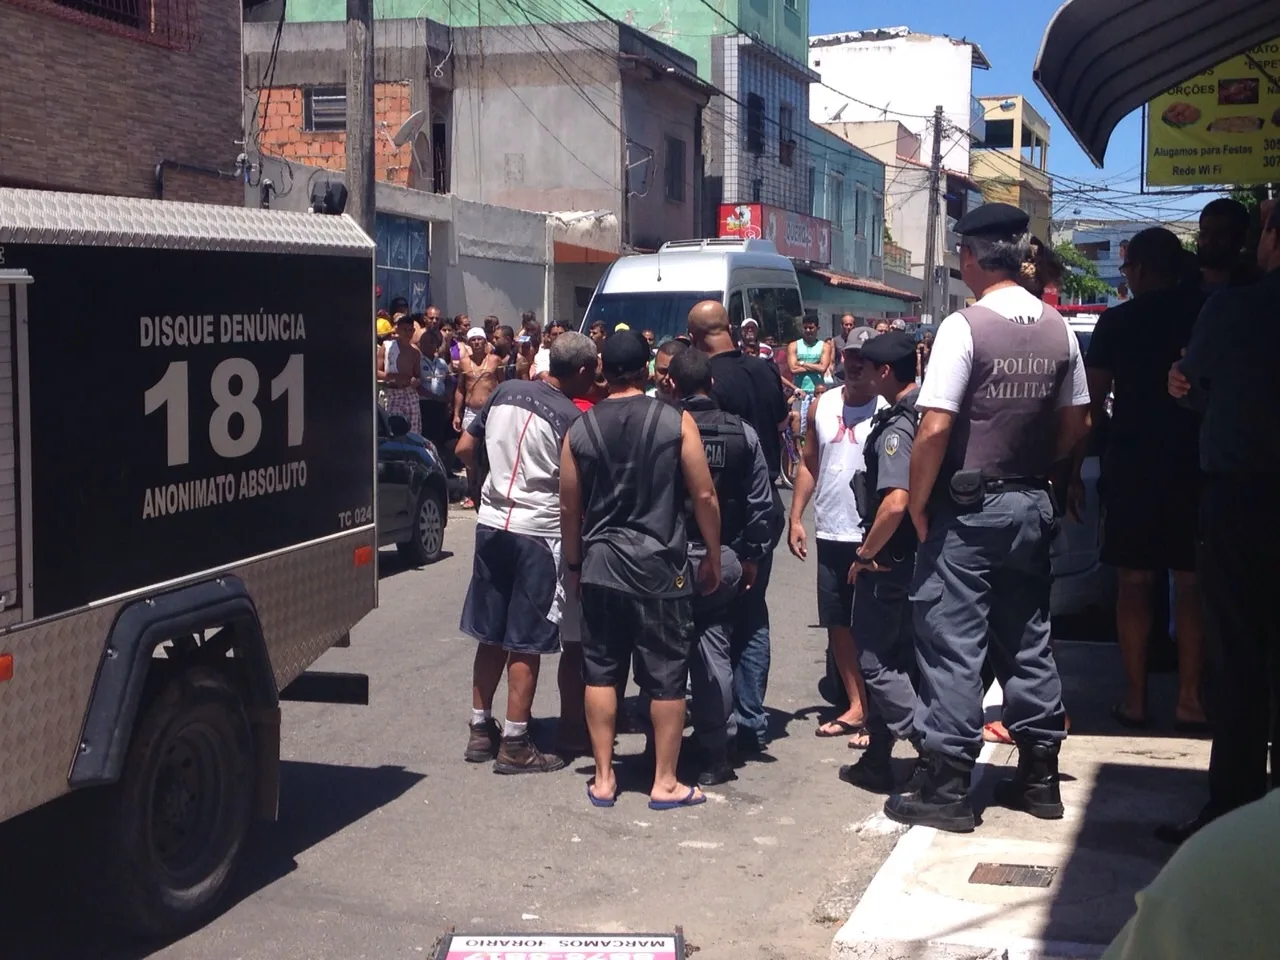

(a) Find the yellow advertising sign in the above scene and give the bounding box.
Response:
[1147,39,1280,186]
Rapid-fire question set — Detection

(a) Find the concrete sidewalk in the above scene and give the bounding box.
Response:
[833,641,1211,960]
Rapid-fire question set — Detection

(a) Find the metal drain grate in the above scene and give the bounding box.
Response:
[968,863,1058,888]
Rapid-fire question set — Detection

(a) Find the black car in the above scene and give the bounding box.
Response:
[378,408,448,564]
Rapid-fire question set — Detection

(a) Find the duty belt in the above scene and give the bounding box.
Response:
[983,476,1051,493]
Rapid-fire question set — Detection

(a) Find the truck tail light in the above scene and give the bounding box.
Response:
[0,654,12,683]
[353,546,374,568]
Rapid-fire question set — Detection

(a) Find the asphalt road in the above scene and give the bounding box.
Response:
[1,496,902,960]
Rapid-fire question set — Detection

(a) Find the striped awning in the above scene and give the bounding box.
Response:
[1034,0,1280,166]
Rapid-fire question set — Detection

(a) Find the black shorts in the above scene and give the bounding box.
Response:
[460,525,564,655]
[816,538,860,629]
[580,584,695,700]
[1100,469,1201,572]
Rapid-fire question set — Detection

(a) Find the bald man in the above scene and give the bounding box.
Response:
[688,299,788,755]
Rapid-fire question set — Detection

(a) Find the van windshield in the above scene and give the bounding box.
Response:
[581,291,723,344]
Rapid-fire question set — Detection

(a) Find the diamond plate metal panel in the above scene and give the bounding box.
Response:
[0,529,375,824]
[0,188,375,256]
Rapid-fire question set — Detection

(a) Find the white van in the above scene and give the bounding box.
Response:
[579,238,804,344]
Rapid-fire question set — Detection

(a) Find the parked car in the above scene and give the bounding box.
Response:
[378,408,448,564]
[1050,317,1116,617]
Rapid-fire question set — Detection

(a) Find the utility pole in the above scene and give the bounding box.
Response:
[921,104,944,324]
[345,0,376,236]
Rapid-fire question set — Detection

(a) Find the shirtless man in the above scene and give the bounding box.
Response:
[455,326,502,508]
[378,314,424,434]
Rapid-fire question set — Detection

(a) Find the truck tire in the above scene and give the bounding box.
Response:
[101,666,254,939]
[398,484,446,566]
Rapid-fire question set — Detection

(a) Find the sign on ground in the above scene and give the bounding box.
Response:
[437,933,681,960]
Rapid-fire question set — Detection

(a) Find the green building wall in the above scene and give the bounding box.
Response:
[280,0,810,80]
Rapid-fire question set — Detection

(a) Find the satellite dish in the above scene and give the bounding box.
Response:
[392,110,427,148]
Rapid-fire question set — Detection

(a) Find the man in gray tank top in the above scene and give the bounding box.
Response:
[560,331,724,810]
[883,203,1092,833]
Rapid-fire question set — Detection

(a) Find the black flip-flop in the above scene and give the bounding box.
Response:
[816,719,866,738]
[1111,704,1149,729]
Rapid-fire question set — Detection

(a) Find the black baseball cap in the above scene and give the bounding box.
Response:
[860,331,916,366]
[954,202,1030,239]
[601,329,651,376]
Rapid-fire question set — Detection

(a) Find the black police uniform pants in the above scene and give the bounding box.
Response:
[911,490,1067,765]
[1201,477,1280,816]
[853,562,918,741]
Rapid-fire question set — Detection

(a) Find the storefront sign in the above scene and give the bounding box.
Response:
[438,933,681,960]
[718,203,831,265]
[1147,39,1280,186]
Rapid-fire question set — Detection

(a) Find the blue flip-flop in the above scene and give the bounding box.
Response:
[648,786,706,811]
[587,779,617,808]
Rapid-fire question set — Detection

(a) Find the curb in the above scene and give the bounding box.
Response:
[830,684,1109,960]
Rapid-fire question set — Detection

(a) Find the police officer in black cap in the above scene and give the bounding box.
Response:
[839,330,923,793]
[884,202,1092,833]
[667,347,775,785]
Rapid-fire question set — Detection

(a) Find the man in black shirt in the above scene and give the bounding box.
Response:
[561,331,722,809]
[688,300,788,754]
[1084,227,1207,732]
[1161,199,1280,844]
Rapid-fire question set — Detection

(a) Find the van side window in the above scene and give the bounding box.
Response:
[747,286,804,344]
[728,291,744,327]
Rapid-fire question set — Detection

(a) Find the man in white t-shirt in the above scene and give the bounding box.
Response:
[883,202,1091,834]
[787,328,886,749]
[531,320,568,381]
[456,332,599,773]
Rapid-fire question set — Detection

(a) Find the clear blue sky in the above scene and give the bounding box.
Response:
[808,0,1211,224]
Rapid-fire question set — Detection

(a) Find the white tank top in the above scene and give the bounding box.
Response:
[812,389,884,542]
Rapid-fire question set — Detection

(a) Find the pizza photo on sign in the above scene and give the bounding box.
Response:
[1207,116,1265,133]
[1162,102,1200,128]
[1218,78,1260,105]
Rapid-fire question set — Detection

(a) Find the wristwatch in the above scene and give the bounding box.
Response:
[855,547,873,563]
[566,561,582,573]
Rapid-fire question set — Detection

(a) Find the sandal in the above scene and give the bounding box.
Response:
[816,718,866,739]
[983,721,1014,745]
[1111,704,1148,729]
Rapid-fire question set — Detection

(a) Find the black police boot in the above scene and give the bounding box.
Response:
[992,742,1064,820]
[883,753,975,833]
[697,743,738,786]
[838,731,894,793]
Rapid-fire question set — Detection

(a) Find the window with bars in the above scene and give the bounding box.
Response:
[52,0,142,27]
[829,175,844,225]
[664,135,686,203]
[855,185,868,236]
[30,0,195,48]
[745,93,766,155]
[305,87,347,132]
[778,103,795,167]
[806,167,816,217]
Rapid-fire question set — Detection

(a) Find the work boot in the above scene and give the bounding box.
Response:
[493,734,568,774]
[992,742,1064,820]
[464,718,501,763]
[697,744,738,787]
[838,731,894,793]
[883,753,975,833]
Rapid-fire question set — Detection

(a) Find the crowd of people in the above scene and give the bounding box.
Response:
[375,196,1280,844]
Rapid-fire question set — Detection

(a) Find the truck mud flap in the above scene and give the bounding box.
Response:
[70,577,277,789]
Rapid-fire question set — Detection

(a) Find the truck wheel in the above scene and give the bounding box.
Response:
[398,484,446,566]
[101,666,254,939]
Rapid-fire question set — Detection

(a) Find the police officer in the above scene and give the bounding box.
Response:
[668,348,775,785]
[886,203,1092,833]
[839,331,922,793]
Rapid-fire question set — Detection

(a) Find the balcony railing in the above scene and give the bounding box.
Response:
[884,242,911,273]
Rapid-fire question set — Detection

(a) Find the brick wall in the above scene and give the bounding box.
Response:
[255,82,414,187]
[0,0,243,204]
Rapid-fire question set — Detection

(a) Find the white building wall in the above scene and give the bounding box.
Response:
[808,32,979,170]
